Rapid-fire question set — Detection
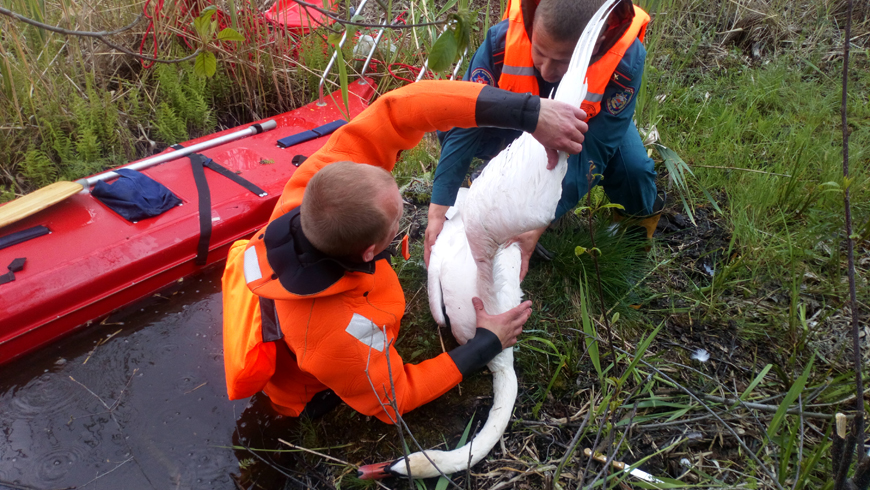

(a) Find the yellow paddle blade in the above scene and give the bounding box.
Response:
[0,181,84,230]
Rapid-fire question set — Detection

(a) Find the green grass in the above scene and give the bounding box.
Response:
[3,0,870,486]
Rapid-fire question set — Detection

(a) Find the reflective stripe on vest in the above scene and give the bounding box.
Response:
[500,1,650,121]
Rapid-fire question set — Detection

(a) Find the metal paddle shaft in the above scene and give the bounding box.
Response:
[75,120,277,190]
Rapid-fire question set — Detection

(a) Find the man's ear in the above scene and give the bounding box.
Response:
[361,243,377,262]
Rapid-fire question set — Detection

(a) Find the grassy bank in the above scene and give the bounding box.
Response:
[382,1,870,488]
[3,0,870,487]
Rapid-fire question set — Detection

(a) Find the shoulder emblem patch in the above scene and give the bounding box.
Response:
[605,87,635,116]
[470,68,495,86]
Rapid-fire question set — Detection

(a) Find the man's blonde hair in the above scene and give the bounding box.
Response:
[301,161,398,257]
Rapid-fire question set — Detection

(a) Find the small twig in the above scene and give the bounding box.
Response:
[700,393,838,420]
[554,400,594,482]
[361,327,461,489]
[692,164,791,178]
[583,163,620,367]
[579,399,611,486]
[488,465,558,490]
[78,457,133,488]
[83,328,123,365]
[287,0,446,29]
[467,420,481,490]
[183,381,208,395]
[362,335,414,485]
[585,402,638,489]
[69,375,111,410]
[807,385,870,408]
[278,439,354,466]
[0,7,200,63]
[791,394,805,490]
[381,336,415,490]
[634,413,730,429]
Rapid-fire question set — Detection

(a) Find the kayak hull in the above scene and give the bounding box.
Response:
[0,81,375,366]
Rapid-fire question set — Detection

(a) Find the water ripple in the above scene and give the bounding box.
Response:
[34,445,88,483]
[7,374,80,418]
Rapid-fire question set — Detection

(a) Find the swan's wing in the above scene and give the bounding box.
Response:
[428,196,472,330]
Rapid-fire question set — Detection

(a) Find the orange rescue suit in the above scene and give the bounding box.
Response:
[223,81,538,424]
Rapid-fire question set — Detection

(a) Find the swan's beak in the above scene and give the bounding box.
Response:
[357,460,396,479]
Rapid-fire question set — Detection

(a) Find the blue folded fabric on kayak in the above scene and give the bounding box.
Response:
[92,168,182,222]
[276,119,348,148]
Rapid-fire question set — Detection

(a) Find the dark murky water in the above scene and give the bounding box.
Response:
[0,267,248,489]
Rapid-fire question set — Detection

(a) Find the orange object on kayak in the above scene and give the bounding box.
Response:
[264,0,337,32]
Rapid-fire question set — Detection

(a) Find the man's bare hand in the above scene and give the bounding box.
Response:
[510,226,548,281]
[532,99,588,170]
[424,203,450,267]
[473,297,532,349]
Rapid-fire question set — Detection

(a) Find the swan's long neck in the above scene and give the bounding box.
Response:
[364,0,623,480]
[384,245,522,479]
[388,349,516,478]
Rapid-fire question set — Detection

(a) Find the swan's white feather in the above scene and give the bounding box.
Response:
[406,0,620,478]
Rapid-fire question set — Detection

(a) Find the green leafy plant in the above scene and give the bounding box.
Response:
[192,7,247,77]
[427,8,472,72]
[651,141,721,225]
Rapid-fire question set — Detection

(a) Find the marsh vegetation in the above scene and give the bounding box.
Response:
[1,0,869,487]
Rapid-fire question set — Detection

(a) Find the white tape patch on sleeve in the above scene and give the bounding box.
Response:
[345,313,387,352]
[243,246,262,283]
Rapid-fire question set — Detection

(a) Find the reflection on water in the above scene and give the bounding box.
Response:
[0,267,249,489]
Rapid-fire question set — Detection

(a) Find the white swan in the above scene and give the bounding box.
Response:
[358,0,619,478]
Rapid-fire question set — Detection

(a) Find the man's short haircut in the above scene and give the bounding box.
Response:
[534,0,606,42]
[301,161,397,257]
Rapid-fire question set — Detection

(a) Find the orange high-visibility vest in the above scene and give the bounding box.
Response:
[499,0,649,120]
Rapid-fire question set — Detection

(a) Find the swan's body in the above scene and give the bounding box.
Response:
[359,0,619,478]
[464,0,616,308]
[428,189,524,342]
[388,189,522,478]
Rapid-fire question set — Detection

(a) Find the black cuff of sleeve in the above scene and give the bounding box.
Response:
[475,85,541,133]
[447,328,504,377]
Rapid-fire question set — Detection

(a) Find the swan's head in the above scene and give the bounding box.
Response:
[358,452,448,480]
[357,460,399,479]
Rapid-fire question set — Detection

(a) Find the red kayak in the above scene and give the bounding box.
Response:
[265,0,338,31]
[0,81,375,366]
